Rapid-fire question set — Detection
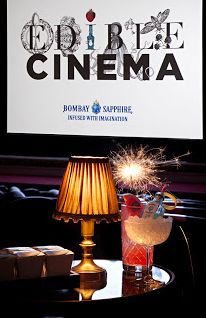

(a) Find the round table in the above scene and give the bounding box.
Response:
[3,259,175,315]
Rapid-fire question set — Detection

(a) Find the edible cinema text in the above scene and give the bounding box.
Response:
[22,14,184,81]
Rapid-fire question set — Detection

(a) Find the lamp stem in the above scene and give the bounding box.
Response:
[80,219,96,266]
[72,220,106,280]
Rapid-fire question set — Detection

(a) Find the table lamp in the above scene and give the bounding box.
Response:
[53,156,120,280]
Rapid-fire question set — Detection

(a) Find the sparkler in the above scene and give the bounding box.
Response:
[110,145,189,192]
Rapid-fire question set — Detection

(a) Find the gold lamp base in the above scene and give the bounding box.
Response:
[72,219,107,281]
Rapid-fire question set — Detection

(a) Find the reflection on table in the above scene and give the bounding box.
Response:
[72,259,174,301]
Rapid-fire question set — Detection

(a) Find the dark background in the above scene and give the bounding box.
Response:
[0,0,204,163]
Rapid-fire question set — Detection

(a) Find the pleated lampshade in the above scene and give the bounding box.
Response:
[54,156,120,222]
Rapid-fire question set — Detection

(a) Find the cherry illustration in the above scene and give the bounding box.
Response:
[86,9,96,22]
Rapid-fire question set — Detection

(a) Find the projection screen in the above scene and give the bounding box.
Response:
[7,0,203,139]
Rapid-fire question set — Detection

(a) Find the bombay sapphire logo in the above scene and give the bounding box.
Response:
[92,100,101,114]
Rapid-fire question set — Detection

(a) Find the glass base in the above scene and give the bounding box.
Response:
[123,264,152,274]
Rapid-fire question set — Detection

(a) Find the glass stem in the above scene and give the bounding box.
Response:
[146,246,150,276]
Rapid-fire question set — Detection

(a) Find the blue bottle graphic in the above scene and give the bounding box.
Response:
[87,25,95,50]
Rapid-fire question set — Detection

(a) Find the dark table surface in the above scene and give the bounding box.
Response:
[0,259,177,316]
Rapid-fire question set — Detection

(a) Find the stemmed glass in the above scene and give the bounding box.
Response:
[124,215,173,289]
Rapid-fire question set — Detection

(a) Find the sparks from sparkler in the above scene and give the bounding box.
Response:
[110,145,190,192]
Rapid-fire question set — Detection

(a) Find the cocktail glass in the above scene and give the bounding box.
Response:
[121,204,154,273]
[124,215,173,288]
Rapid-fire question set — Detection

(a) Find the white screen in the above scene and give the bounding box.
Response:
[7,0,203,139]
